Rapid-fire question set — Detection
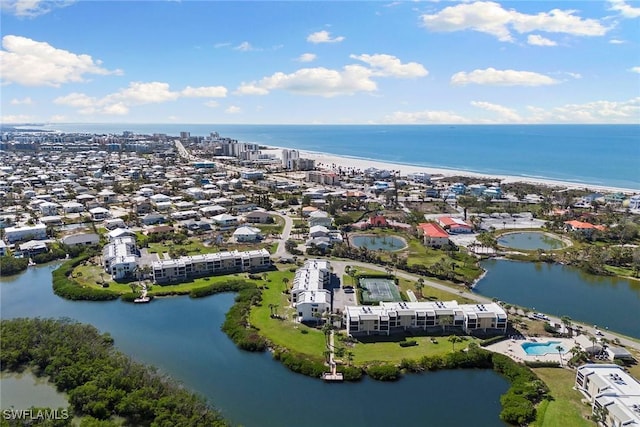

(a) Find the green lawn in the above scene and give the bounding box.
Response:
[347,334,477,364]
[532,368,592,427]
[72,264,131,294]
[249,270,327,356]
[148,273,246,295]
[396,276,475,304]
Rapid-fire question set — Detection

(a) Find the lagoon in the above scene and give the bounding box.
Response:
[351,235,406,252]
[0,371,68,410]
[474,259,640,338]
[0,264,508,426]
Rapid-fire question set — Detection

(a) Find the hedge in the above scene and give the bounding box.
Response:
[52,254,120,301]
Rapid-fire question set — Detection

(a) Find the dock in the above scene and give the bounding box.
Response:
[322,330,344,382]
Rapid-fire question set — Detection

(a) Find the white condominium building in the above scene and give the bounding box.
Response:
[291,259,331,322]
[575,364,640,427]
[151,249,271,284]
[102,236,140,280]
[344,301,507,336]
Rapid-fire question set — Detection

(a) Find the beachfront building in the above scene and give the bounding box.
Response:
[417,222,450,248]
[437,216,473,234]
[575,364,640,426]
[102,236,140,280]
[291,259,332,322]
[344,301,507,337]
[306,170,340,186]
[4,224,47,244]
[151,249,270,284]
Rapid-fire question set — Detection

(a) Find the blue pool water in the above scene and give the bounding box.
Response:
[521,341,568,356]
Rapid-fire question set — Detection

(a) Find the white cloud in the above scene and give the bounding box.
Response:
[608,0,640,18]
[214,42,232,49]
[529,97,640,123]
[226,106,242,114]
[471,100,522,122]
[527,34,557,46]
[0,0,74,17]
[297,53,317,63]
[420,1,609,42]
[181,85,227,98]
[382,110,471,124]
[0,114,34,123]
[451,67,558,86]
[630,67,640,73]
[0,35,122,87]
[10,97,33,105]
[609,39,626,44]
[350,54,428,78]
[307,30,345,44]
[235,41,254,51]
[236,65,376,97]
[54,81,228,115]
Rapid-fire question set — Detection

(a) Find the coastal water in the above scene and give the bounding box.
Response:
[474,259,640,338]
[0,264,508,427]
[35,124,640,190]
[0,371,69,409]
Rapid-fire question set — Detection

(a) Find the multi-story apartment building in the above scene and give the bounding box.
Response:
[344,301,507,336]
[291,259,332,322]
[151,249,271,284]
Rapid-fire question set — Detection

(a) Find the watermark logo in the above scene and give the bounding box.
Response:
[2,408,69,421]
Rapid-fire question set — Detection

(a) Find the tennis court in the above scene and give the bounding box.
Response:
[359,277,402,304]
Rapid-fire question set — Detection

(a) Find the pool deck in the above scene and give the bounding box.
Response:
[486,337,577,365]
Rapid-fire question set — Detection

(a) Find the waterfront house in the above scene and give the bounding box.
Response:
[417,222,450,248]
[564,220,606,236]
[575,364,640,427]
[0,240,7,256]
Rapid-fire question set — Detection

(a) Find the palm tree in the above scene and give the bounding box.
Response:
[282,277,290,293]
[448,335,462,351]
[556,345,564,366]
[415,278,424,299]
[560,315,572,336]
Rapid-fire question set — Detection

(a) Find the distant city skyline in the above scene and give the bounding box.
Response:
[1,0,639,125]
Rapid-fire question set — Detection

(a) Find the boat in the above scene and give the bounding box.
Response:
[134,296,151,303]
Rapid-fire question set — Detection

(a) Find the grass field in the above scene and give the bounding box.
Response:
[532,368,592,427]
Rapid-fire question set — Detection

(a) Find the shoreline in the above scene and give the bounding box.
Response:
[263,146,639,194]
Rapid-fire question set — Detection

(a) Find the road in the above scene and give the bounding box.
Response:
[270,211,294,259]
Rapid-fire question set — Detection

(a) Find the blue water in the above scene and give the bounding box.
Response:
[35,124,639,189]
[521,341,567,356]
[351,235,406,251]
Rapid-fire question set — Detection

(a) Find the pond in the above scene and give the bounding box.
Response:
[497,232,566,251]
[0,371,69,410]
[351,235,407,251]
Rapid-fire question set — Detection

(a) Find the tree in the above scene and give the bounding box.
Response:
[560,315,572,336]
[415,278,424,299]
[346,351,354,366]
[448,335,462,351]
[282,277,290,292]
[556,345,564,367]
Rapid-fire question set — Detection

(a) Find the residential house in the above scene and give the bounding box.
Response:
[102,236,140,280]
[104,218,126,230]
[89,207,111,221]
[61,233,100,247]
[564,220,606,236]
[61,201,85,214]
[19,240,49,257]
[39,201,59,216]
[309,225,330,239]
[0,240,7,256]
[141,213,166,225]
[244,210,272,224]
[107,228,136,241]
[211,213,238,230]
[308,210,332,228]
[233,226,262,242]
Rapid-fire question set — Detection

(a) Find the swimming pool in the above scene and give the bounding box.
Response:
[521,341,568,356]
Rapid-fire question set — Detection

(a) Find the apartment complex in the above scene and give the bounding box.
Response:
[4,224,47,244]
[102,236,140,280]
[575,364,640,426]
[344,301,507,336]
[151,249,271,284]
[291,259,332,322]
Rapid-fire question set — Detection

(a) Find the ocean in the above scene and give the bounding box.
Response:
[35,124,639,190]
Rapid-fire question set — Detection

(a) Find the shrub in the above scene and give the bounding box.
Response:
[366,364,401,381]
[399,340,417,347]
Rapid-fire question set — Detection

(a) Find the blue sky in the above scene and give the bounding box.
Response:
[1,0,639,124]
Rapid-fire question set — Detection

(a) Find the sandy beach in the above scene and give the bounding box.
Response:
[263,147,639,194]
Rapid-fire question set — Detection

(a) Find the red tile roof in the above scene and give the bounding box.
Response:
[418,222,449,238]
